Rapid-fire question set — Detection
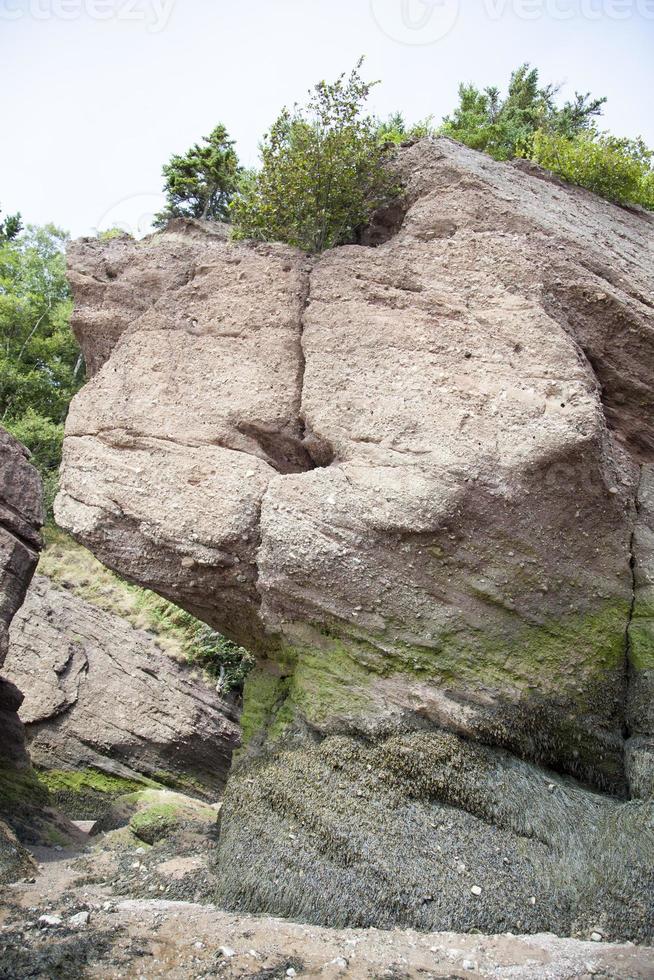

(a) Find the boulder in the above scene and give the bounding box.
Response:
[4,575,240,809]
[56,139,654,936]
[0,428,43,770]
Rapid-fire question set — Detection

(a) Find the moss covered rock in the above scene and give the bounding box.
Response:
[95,788,217,845]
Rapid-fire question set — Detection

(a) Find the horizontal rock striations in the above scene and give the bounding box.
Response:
[56,139,654,937]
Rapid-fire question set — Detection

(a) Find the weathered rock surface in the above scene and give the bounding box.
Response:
[4,575,240,800]
[0,817,37,885]
[0,429,43,770]
[56,139,654,936]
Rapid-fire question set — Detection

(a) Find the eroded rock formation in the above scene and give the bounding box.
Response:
[56,139,654,938]
[5,575,240,799]
[0,429,43,770]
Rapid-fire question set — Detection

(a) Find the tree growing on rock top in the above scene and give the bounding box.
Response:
[441,63,606,161]
[231,58,401,252]
[154,124,242,227]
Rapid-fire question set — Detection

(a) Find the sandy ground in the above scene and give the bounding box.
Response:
[1,839,653,980]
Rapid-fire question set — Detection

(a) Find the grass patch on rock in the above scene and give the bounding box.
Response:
[39,527,254,692]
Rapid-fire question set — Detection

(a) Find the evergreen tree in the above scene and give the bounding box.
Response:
[441,64,605,160]
[154,125,241,227]
[0,207,22,242]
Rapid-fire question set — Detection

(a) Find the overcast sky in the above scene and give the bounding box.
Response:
[2,0,653,238]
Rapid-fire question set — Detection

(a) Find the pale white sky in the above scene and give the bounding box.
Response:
[1,0,653,238]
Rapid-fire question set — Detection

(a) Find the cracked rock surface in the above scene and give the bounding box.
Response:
[56,139,654,935]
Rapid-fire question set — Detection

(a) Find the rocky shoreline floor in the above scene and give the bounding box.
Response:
[1,830,653,980]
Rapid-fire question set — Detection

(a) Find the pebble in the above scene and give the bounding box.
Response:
[591,931,603,942]
[286,970,296,978]
[38,915,62,928]
[331,957,348,969]
[462,960,478,972]
[69,911,90,927]
[470,885,482,896]
[219,946,236,958]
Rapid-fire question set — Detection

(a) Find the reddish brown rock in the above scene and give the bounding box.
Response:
[5,575,240,797]
[0,429,43,769]
[55,139,654,936]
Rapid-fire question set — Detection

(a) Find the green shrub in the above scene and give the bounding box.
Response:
[98,227,132,241]
[532,130,654,209]
[377,111,435,145]
[231,59,400,252]
[440,64,605,162]
[5,408,63,471]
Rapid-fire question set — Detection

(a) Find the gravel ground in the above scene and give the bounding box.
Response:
[1,831,653,978]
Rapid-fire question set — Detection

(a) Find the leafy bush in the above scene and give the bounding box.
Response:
[441,63,605,162]
[532,130,654,209]
[377,111,435,145]
[4,408,63,472]
[440,64,653,211]
[98,227,132,241]
[154,124,241,227]
[231,59,400,252]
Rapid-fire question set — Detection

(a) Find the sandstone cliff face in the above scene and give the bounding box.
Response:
[0,429,43,769]
[56,139,654,936]
[5,575,240,799]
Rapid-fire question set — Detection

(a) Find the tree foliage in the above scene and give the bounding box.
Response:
[0,206,22,242]
[231,59,400,252]
[154,124,241,227]
[441,64,653,210]
[0,223,82,513]
[441,64,605,161]
[532,131,654,209]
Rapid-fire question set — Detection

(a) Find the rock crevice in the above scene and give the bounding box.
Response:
[55,138,654,935]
